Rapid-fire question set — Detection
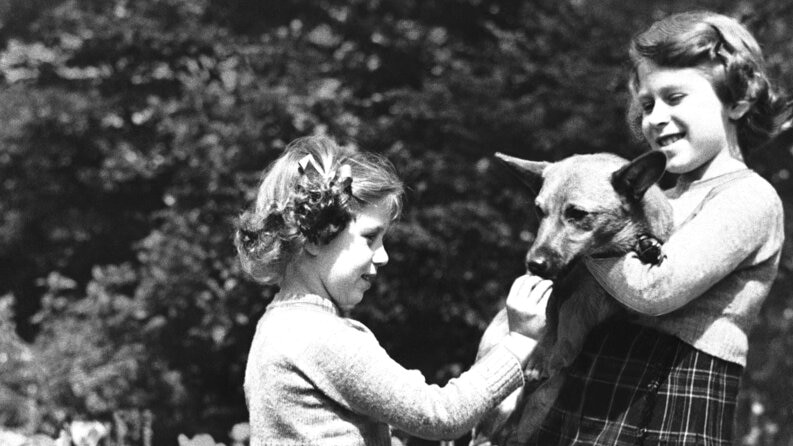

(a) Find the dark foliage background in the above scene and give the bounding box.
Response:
[1,0,791,444]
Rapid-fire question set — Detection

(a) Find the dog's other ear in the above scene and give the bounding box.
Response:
[611,151,667,201]
[495,152,548,194]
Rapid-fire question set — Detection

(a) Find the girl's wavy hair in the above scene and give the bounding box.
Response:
[627,11,789,157]
[234,136,404,284]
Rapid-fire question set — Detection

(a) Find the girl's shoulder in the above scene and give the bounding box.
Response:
[273,305,377,340]
[712,169,782,210]
[253,307,381,362]
[679,168,782,209]
[671,169,783,234]
[725,168,777,190]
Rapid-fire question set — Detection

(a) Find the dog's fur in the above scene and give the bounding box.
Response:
[472,151,673,445]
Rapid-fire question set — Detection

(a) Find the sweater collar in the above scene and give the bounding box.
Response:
[267,292,342,316]
[671,168,753,196]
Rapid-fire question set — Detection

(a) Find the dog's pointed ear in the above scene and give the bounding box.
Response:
[495,152,547,194]
[611,151,667,201]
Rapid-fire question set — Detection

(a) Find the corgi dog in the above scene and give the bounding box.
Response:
[473,150,673,445]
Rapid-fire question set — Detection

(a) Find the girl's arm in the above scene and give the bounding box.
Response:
[585,179,783,316]
[306,322,528,441]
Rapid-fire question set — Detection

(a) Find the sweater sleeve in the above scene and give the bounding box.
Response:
[585,178,783,316]
[300,319,525,441]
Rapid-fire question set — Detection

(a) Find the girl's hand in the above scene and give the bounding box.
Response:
[506,274,552,340]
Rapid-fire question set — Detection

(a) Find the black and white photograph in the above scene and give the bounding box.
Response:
[1,1,792,445]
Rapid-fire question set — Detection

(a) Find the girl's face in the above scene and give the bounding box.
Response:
[311,198,392,311]
[634,61,744,181]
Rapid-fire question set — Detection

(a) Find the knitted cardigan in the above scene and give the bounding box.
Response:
[244,293,525,446]
[587,169,784,366]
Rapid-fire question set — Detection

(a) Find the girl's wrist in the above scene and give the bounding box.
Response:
[503,332,537,368]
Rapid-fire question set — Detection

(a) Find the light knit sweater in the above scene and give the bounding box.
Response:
[244,293,525,446]
[587,169,784,366]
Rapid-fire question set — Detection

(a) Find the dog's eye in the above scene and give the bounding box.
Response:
[534,204,545,218]
[564,207,589,222]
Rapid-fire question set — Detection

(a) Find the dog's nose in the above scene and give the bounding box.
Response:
[526,258,549,277]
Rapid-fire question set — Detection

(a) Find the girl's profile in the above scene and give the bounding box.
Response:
[237,135,544,445]
[522,10,788,445]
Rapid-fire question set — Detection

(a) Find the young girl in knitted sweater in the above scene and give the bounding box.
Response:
[236,136,545,445]
[527,11,788,445]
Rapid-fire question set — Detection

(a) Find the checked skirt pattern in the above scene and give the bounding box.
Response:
[526,320,742,446]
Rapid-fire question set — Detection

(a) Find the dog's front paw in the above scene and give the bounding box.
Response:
[546,339,579,374]
[524,354,544,381]
[524,367,543,381]
[525,342,550,378]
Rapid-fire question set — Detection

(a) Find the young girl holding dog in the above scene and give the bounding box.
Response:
[524,11,788,445]
[236,136,545,445]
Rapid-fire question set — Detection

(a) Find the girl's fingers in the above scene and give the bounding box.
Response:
[532,278,553,306]
[507,274,552,309]
[506,274,553,339]
[507,275,542,304]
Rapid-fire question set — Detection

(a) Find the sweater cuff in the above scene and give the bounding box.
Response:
[473,343,525,400]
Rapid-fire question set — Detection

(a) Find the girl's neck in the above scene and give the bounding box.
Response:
[277,279,345,314]
[279,261,333,303]
[277,281,318,297]
[677,136,747,184]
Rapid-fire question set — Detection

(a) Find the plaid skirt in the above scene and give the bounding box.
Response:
[527,320,742,446]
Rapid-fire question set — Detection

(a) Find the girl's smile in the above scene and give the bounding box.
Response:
[656,133,683,147]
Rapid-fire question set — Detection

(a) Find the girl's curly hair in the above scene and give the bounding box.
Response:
[626,11,790,157]
[235,136,403,284]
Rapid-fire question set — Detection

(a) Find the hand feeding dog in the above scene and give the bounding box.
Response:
[472,150,673,445]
